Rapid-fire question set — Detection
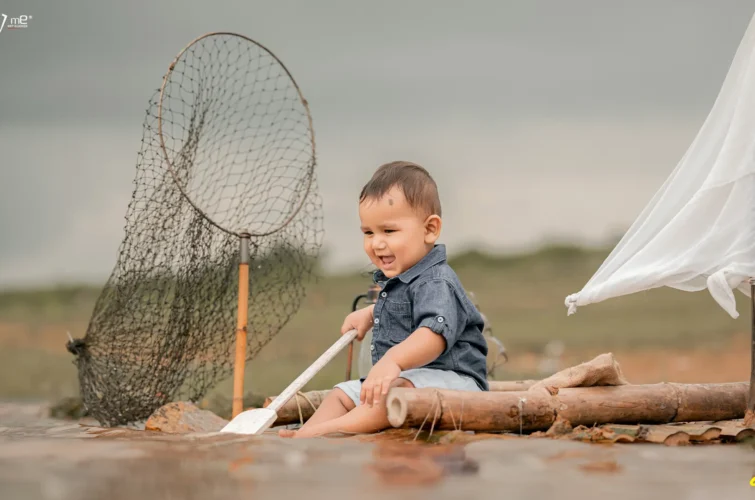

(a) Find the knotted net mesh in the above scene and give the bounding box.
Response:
[68,33,323,426]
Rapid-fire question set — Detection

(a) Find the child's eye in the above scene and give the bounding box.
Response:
[385,229,396,234]
[363,230,373,236]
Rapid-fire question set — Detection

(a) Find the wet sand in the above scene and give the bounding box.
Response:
[1,402,754,500]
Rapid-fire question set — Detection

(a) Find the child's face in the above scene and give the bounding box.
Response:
[359,186,441,278]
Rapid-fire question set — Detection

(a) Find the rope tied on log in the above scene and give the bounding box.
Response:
[411,389,472,441]
[413,389,443,441]
[292,391,319,426]
[263,390,329,426]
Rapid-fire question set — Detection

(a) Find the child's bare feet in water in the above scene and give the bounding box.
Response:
[278,429,297,438]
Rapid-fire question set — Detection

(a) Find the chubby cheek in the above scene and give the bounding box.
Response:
[389,240,409,267]
[363,237,378,262]
[396,237,424,270]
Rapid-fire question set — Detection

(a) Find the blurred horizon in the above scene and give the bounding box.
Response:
[0,238,618,291]
[1,1,754,289]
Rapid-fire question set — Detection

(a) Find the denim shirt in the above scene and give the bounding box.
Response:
[369,244,489,391]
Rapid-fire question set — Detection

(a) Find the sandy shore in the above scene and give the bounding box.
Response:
[1,401,754,500]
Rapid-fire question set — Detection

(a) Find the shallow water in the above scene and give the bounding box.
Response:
[1,402,754,500]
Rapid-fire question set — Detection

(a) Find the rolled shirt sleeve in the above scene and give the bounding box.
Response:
[411,279,467,354]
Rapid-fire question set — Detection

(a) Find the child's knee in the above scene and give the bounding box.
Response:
[392,377,415,389]
[331,387,357,411]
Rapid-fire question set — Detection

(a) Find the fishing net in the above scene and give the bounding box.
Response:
[67,33,323,426]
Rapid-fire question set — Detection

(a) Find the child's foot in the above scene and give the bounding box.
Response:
[278,429,297,438]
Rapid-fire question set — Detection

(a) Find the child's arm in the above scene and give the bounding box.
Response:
[383,327,445,370]
[340,304,375,340]
[360,327,445,407]
[361,279,467,407]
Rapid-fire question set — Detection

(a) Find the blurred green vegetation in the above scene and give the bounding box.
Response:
[0,243,749,404]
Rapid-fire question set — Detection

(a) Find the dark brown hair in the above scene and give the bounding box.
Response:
[359,161,442,217]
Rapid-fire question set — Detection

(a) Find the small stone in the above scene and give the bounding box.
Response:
[145,402,229,433]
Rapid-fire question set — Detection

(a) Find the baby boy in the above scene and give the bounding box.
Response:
[281,161,488,438]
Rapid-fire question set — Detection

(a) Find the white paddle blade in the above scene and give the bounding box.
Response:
[220,329,359,436]
[220,408,278,435]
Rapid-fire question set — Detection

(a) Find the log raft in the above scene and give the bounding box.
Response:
[386,382,748,432]
[263,380,539,426]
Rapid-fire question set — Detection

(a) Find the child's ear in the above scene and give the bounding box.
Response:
[424,214,442,244]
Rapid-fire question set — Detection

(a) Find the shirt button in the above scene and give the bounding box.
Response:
[374,318,380,324]
[437,316,445,323]
[370,344,375,351]
[381,292,387,298]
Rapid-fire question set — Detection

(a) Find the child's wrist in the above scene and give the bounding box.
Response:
[381,350,405,371]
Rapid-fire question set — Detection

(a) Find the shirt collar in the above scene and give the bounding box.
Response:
[373,244,447,284]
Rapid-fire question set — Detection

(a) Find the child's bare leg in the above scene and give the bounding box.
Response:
[293,378,414,438]
[278,388,354,437]
[301,388,355,428]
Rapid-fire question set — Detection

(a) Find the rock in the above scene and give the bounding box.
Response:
[145,402,228,433]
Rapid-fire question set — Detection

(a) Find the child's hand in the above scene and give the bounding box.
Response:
[340,304,375,341]
[360,357,401,407]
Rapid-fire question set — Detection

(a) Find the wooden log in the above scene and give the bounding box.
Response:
[388,387,555,432]
[386,382,748,432]
[262,390,329,426]
[262,380,538,426]
[674,383,750,422]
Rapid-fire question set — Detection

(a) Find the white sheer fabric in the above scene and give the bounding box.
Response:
[565,14,755,319]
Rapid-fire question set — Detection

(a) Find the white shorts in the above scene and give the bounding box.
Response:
[333,367,482,407]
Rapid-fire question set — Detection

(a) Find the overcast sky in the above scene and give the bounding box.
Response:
[0,0,753,287]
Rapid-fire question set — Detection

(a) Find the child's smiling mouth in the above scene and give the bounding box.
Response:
[378,255,395,267]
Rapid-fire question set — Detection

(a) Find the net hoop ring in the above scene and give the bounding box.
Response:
[157,31,316,238]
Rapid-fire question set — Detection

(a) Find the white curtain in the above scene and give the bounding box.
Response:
[565,13,755,319]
